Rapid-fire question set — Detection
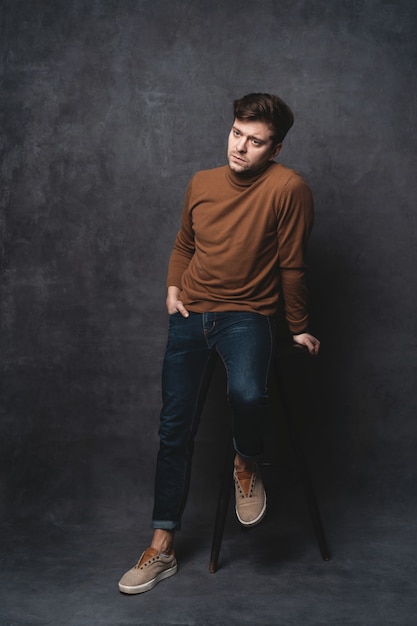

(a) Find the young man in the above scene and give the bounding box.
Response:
[118,93,320,594]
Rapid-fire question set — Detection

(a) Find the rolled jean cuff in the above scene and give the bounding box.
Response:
[152,520,180,531]
[233,437,263,460]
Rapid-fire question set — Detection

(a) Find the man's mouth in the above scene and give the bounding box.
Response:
[231,154,247,163]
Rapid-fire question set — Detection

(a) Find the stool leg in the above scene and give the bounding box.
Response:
[209,438,234,573]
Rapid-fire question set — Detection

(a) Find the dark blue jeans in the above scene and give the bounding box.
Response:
[152,311,276,530]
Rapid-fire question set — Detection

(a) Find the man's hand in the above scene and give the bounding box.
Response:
[166,286,189,317]
[293,332,320,356]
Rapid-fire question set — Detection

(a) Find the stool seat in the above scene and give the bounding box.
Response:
[209,343,331,573]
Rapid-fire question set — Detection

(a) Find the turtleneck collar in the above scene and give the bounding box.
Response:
[225,161,274,189]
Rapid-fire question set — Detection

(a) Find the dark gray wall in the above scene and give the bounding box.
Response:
[1,0,416,526]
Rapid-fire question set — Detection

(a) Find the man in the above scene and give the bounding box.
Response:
[118,93,320,594]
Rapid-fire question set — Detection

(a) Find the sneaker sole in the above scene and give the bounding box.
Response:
[118,563,178,595]
[235,495,267,527]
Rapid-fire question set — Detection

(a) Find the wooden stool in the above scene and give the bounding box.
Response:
[209,343,331,572]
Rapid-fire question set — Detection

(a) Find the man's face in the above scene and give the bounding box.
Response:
[227,118,282,176]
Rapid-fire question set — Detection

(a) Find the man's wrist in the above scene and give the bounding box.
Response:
[292,329,309,337]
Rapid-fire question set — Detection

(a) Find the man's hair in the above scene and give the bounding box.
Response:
[233,93,294,144]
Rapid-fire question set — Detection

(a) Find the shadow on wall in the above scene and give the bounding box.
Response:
[307,233,387,506]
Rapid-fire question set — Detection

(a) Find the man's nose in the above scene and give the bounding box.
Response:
[236,137,247,152]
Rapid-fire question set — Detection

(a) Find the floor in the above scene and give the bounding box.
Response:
[2,477,416,626]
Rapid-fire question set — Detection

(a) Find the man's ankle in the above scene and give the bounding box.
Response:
[150,529,175,554]
[234,454,255,473]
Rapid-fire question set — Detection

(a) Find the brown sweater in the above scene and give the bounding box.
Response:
[167,162,314,334]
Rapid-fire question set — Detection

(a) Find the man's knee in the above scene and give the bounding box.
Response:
[228,385,268,411]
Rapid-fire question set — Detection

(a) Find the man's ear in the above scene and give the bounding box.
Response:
[270,143,282,160]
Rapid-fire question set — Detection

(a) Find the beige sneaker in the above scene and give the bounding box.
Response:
[118,547,178,594]
[234,463,266,527]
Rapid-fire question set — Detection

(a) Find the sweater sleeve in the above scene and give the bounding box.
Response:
[166,181,195,288]
[277,174,314,334]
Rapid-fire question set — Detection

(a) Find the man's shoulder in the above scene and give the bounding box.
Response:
[268,162,309,189]
[264,164,312,204]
